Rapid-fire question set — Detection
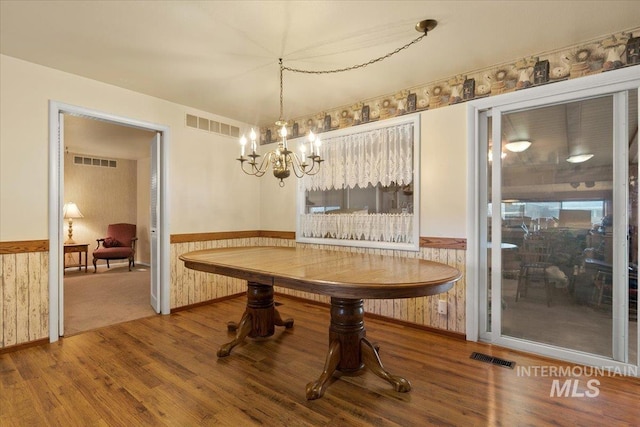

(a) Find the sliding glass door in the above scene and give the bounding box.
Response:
[478,84,638,366]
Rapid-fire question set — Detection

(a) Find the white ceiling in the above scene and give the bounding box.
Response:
[63,115,156,160]
[2,0,638,128]
[1,1,638,166]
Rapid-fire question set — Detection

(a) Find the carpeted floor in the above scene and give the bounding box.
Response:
[63,264,157,336]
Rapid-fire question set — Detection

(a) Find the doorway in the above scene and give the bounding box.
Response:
[48,101,170,342]
[483,94,636,362]
[467,67,639,371]
[62,115,156,335]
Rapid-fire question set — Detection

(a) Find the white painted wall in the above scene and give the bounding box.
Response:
[1,54,468,241]
[0,54,260,241]
[258,140,298,231]
[420,104,467,238]
[257,106,469,238]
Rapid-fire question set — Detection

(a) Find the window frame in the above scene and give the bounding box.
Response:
[294,114,421,251]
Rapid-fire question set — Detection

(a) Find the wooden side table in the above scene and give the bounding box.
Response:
[64,243,89,273]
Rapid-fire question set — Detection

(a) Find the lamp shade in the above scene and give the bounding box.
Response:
[63,202,84,219]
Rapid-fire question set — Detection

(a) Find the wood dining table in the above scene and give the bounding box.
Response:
[180,246,462,399]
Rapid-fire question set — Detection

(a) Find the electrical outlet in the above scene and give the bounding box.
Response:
[437,300,447,315]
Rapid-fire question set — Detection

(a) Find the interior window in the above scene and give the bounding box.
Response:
[296,115,420,251]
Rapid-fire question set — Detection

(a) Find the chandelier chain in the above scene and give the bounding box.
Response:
[281,33,427,75]
[279,58,284,121]
[239,19,435,185]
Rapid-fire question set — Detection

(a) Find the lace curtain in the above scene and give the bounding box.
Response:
[300,213,414,243]
[303,122,414,191]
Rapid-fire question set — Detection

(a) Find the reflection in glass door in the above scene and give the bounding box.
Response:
[485,91,637,362]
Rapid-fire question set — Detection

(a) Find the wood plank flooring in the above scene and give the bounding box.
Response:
[1,295,639,426]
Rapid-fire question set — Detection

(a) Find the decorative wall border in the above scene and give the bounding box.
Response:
[261,27,640,143]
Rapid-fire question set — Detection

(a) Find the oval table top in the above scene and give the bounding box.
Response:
[180,246,462,299]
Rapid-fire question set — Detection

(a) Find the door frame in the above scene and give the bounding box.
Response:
[48,101,171,341]
[465,66,640,370]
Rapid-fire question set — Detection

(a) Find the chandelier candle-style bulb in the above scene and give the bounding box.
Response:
[239,135,247,157]
[249,128,257,154]
[308,131,316,156]
[314,137,322,156]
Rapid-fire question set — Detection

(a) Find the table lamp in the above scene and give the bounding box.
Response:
[63,202,84,244]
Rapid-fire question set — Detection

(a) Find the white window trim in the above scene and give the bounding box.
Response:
[294,114,421,251]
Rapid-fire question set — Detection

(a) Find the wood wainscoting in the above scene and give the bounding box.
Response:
[0,233,466,349]
[170,233,467,334]
[170,235,297,309]
[0,241,49,349]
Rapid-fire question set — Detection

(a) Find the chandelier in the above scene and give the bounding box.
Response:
[237,19,437,187]
[238,60,324,187]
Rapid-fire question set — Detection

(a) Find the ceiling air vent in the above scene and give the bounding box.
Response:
[185,113,240,139]
[73,156,117,168]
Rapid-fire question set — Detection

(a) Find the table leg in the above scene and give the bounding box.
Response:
[305,339,340,400]
[217,311,252,357]
[217,281,293,357]
[361,337,411,392]
[306,297,410,400]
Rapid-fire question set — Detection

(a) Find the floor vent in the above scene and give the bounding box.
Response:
[470,352,515,369]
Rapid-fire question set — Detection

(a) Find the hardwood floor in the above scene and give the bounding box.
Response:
[1,295,638,426]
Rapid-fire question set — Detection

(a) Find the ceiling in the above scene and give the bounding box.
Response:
[2,1,638,127]
[1,1,638,168]
[63,115,156,160]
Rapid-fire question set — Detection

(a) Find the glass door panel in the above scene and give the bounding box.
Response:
[496,96,616,358]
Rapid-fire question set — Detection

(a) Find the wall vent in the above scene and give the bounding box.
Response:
[73,156,117,168]
[186,113,239,138]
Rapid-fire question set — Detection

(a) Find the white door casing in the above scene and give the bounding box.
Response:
[49,101,170,341]
[150,132,160,313]
[466,66,640,372]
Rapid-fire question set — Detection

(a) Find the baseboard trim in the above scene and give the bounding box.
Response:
[172,292,465,340]
[274,292,466,340]
[0,338,49,354]
[170,292,245,313]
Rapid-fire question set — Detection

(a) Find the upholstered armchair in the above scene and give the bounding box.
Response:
[92,223,137,273]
